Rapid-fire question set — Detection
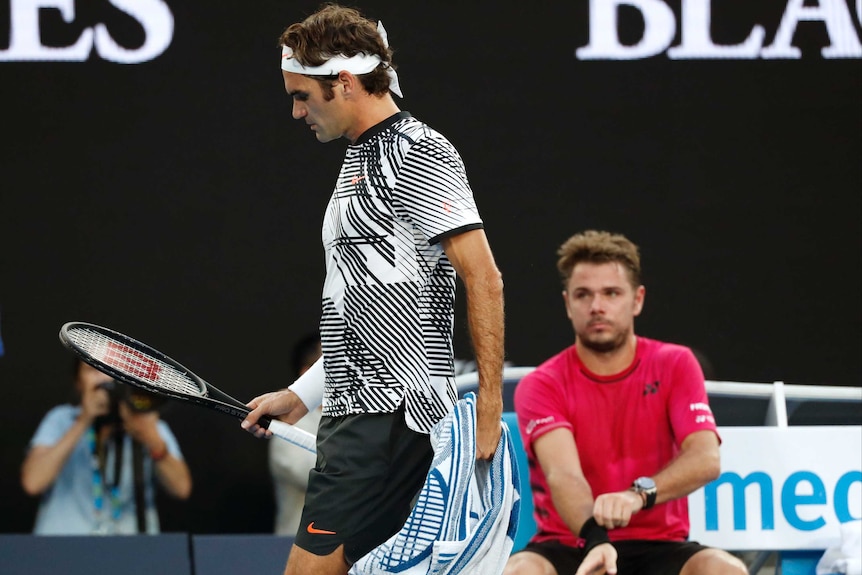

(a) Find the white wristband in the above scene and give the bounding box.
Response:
[288,356,325,411]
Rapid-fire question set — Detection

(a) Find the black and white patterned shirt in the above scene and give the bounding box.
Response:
[320,112,483,433]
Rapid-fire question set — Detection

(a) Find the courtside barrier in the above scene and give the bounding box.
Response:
[693,380,862,574]
[0,533,191,575]
[0,534,295,575]
[191,534,294,575]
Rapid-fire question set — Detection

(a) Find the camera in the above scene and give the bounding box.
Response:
[95,380,165,426]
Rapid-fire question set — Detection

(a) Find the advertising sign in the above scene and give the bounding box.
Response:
[689,426,862,550]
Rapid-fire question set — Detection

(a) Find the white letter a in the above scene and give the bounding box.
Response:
[761,0,862,59]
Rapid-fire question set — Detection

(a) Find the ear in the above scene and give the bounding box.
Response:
[633,285,646,317]
[562,289,573,320]
[337,71,358,98]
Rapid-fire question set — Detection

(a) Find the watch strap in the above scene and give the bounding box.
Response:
[642,486,657,510]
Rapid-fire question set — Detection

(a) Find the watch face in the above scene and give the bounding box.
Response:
[636,477,656,491]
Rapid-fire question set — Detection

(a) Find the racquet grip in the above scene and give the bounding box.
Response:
[264,419,317,454]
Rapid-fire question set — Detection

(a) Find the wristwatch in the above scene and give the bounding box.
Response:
[631,476,657,510]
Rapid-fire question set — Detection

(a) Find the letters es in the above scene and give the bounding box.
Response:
[577,0,862,59]
[1,0,174,63]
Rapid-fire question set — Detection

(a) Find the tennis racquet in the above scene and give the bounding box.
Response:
[59,321,316,453]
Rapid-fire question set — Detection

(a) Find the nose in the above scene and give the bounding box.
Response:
[590,294,606,314]
[292,100,306,120]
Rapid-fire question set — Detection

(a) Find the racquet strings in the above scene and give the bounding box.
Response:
[65,325,206,398]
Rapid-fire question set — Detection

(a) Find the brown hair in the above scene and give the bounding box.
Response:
[556,230,642,287]
[279,4,395,100]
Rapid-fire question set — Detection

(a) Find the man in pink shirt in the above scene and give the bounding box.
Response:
[503,230,746,575]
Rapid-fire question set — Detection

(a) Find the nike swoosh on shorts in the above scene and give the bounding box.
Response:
[306,522,337,535]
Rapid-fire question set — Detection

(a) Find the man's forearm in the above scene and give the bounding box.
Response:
[154,454,192,500]
[21,415,90,495]
[466,269,504,458]
[467,271,504,397]
[548,471,596,536]
[652,430,720,505]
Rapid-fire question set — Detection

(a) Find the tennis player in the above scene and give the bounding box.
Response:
[503,231,746,575]
[241,5,505,575]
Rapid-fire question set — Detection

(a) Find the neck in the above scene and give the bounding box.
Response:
[345,93,400,142]
[576,333,638,376]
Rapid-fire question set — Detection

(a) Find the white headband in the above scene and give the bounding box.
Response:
[281,21,402,98]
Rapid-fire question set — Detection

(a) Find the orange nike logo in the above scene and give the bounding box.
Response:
[351,175,366,185]
[306,522,336,535]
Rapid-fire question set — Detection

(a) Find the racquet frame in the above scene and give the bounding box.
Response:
[59,321,316,452]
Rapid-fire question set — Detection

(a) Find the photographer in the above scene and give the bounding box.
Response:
[21,359,192,534]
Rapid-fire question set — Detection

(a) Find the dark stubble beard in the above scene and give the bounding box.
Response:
[577,328,629,354]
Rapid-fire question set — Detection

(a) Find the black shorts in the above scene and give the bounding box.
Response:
[521,538,710,575]
[293,403,434,564]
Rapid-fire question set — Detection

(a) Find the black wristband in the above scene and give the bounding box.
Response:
[578,517,610,554]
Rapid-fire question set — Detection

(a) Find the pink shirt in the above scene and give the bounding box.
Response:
[515,337,719,546]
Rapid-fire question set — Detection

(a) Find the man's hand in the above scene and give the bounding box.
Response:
[79,383,110,424]
[118,403,192,498]
[475,391,503,460]
[574,542,618,575]
[119,403,163,451]
[592,489,644,529]
[242,389,309,438]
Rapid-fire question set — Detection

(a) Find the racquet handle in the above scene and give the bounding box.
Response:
[264,419,317,454]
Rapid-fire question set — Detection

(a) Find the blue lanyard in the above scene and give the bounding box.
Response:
[88,427,122,531]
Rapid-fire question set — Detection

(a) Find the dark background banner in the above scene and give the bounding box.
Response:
[1,1,859,534]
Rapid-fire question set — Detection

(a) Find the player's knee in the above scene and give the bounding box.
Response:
[503,551,556,575]
[682,548,748,575]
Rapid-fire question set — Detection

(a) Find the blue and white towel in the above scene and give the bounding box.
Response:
[350,392,521,575]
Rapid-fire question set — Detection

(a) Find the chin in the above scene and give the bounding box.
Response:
[580,334,625,353]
